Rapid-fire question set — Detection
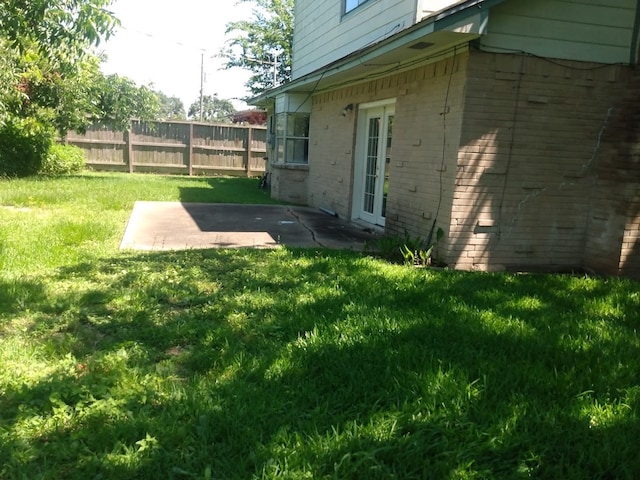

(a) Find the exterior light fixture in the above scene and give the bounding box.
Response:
[341,103,354,116]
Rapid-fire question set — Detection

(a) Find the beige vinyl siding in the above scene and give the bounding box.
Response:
[292,0,417,80]
[481,0,636,64]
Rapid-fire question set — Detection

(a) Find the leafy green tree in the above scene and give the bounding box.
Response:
[0,0,158,176]
[222,0,294,95]
[188,95,236,123]
[91,74,159,131]
[155,91,186,121]
[0,0,118,68]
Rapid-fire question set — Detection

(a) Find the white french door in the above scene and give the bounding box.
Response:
[353,103,394,226]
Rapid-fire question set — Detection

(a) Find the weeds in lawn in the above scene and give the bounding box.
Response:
[0,173,639,479]
[373,228,445,267]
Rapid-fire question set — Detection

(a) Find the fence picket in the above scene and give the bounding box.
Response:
[65,120,267,177]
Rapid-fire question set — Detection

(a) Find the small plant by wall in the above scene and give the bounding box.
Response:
[370,228,445,267]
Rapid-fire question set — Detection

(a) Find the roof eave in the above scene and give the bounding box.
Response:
[249,0,505,106]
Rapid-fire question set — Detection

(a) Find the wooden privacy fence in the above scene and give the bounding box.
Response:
[65,120,268,177]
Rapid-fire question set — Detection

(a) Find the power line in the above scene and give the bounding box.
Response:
[114,24,214,53]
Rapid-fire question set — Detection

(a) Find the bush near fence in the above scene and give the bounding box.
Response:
[64,120,268,177]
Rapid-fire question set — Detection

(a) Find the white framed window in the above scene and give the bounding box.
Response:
[344,0,370,14]
[276,112,309,164]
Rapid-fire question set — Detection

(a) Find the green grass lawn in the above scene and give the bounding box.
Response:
[1,172,639,479]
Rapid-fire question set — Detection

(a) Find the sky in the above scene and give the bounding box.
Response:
[99,0,254,112]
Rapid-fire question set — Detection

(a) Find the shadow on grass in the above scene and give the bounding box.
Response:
[0,278,49,315]
[1,249,639,479]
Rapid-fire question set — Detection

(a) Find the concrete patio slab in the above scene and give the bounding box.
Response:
[120,202,380,251]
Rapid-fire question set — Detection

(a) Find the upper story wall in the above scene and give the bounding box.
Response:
[292,0,637,83]
[292,0,462,79]
[417,0,464,19]
[481,0,637,65]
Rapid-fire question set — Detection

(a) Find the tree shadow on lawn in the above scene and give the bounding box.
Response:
[0,277,49,316]
[1,249,639,479]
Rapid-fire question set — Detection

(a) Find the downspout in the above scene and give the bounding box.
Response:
[630,0,640,65]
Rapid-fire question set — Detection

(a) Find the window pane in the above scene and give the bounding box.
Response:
[276,113,286,136]
[277,138,285,163]
[345,0,368,13]
[345,0,358,12]
[287,114,310,137]
[286,138,309,163]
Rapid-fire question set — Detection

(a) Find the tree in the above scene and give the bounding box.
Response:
[0,0,119,130]
[221,0,294,96]
[155,91,186,121]
[91,75,160,132]
[0,0,118,69]
[188,95,236,123]
[0,0,158,176]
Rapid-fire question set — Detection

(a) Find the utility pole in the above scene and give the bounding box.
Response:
[199,52,204,122]
[244,53,278,87]
[272,54,278,87]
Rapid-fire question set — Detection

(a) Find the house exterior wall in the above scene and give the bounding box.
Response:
[305,98,358,216]
[292,0,420,79]
[451,50,630,272]
[280,46,638,277]
[481,0,637,65]
[584,72,640,279]
[382,53,467,243]
[278,0,640,277]
[305,51,468,242]
[417,0,464,20]
[621,203,640,280]
[270,164,309,204]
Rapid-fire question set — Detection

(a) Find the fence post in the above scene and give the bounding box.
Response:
[126,120,134,174]
[246,126,253,177]
[188,123,194,176]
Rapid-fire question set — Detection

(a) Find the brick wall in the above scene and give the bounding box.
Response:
[585,70,640,279]
[270,164,309,204]
[283,47,638,278]
[306,100,358,216]
[451,51,628,273]
[307,50,469,240]
[385,53,467,248]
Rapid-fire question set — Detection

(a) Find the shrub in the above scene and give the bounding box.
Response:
[40,143,86,176]
[0,117,54,177]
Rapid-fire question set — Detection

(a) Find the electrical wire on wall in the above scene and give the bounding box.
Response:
[496,52,525,239]
[480,45,622,240]
[479,43,626,71]
[427,45,458,246]
[291,69,329,114]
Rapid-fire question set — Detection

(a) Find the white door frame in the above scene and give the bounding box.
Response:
[352,99,395,227]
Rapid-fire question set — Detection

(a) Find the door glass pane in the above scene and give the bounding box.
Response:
[381,115,393,218]
[364,117,380,214]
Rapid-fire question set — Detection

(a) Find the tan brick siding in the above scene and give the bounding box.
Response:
[281,47,638,278]
[306,100,358,216]
[270,164,309,204]
[621,209,640,279]
[385,54,466,249]
[585,72,640,279]
[452,51,629,272]
[307,50,469,244]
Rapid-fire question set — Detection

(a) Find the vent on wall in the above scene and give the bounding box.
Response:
[409,41,434,50]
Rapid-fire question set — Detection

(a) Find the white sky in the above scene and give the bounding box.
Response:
[99,0,254,111]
